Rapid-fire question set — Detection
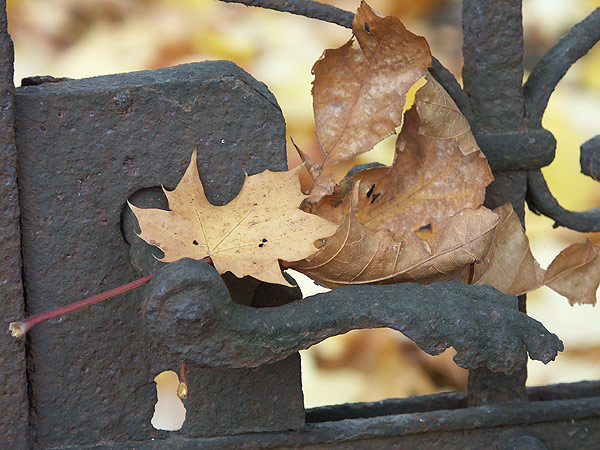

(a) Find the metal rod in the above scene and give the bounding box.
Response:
[526,169,600,232]
[524,8,600,126]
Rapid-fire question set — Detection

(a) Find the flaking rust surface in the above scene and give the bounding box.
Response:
[14,61,303,447]
[0,3,28,448]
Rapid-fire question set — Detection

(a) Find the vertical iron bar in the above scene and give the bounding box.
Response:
[462,0,529,406]
[0,1,29,447]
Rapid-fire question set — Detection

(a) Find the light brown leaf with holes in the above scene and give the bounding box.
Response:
[311,1,431,168]
[415,73,479,155]
[544,240,600,305]
[130,150,338,286]
[304,106,493,236]
[289,185,499,287]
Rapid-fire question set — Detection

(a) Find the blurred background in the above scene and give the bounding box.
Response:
[7,0,599,408]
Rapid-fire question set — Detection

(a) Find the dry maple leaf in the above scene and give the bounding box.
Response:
[311,1,430,169]
[288,185,499,287]
[305,106,493,235]
[129,150,338,286]
[415,73,479,155]
[544,240,600,305]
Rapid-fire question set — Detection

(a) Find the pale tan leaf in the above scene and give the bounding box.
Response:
[289,185,499,287]
[415,73,479,155]
[312,1,431,166]
[307,107,493,234]
[472,203,545,295]
[130,150,338,286]
[544,240,600,305]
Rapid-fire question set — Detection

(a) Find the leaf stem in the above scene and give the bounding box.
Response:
[9,274,154,338]
[9,257,214,338]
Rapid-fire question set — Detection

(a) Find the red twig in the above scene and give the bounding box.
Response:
[9,256,213,338]
[9,274,154,338]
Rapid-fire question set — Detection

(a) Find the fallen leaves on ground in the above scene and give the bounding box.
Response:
[129,150,338,286]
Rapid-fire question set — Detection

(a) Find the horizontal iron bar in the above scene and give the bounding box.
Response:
[72,386,600,448]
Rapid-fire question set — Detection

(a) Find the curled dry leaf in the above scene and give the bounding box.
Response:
[466,202,598,305]
[311,1,430,169]
[472,203,545,295]
[130,150,338,286]
[288,185,499,287]
[305,107,493,235]
[415,73,479,155]
[544,240,600,305]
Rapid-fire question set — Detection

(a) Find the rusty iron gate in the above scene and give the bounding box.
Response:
[1,0,599,448]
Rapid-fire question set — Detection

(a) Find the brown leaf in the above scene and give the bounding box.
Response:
[307,107,493,235]
[415,73,479,155]
[289,185,499,287]
[130,150,338,286]
[544,240,600,305]
[291,138,320,180]
[311,1,431,166]
[472,203,545,295]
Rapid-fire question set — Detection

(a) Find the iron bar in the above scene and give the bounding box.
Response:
[524,8,600,126]
[527,169,600,232]
[0,1,29,448]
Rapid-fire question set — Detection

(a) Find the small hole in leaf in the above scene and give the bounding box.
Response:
[418,223,432,231]
[262,238,268,243]
[192,240,199,245]
[364,22,370,32]
[258,243,264,248]
[151,370,186,431]
[366,184,375,198]
[371,193,381,204]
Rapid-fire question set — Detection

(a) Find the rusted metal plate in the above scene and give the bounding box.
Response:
[0,3,28,449]
[14,61,303,447]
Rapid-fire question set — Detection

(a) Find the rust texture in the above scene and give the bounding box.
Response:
[14,61,303,447]
[0,1,28,448]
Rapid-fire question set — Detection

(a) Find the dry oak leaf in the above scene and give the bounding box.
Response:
[289,184,499,287]
[472,203,545,296]
[544,240,600,305]
[311,1,431,168]
[305,107,493,236]
[415,73,479,155]
[129,150,338,286]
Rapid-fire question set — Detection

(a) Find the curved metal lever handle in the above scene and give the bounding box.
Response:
[143,258,563,375]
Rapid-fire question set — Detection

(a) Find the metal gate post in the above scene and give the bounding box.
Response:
[0,1,29,448]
